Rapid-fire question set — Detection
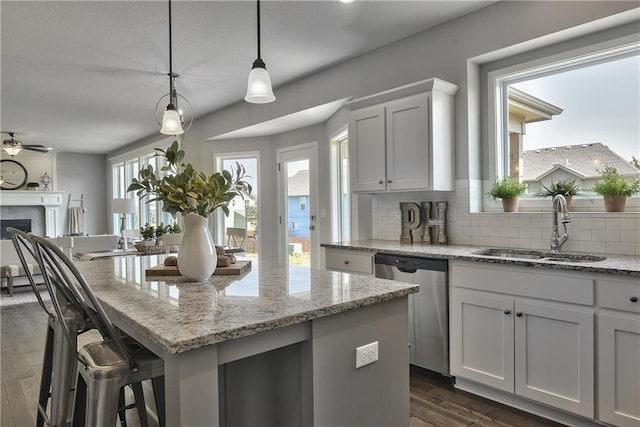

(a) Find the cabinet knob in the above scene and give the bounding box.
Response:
[504,309,511,315]
[378,180,384,184]
[344,260,350,265]
[630,296,638,303]
[516,312,523,317]
[387,179,392,184]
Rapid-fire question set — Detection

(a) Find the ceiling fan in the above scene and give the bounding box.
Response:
[1,131,50,156]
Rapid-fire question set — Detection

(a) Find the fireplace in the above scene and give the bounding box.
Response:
[0,219,31,240]
[0,190,64,237]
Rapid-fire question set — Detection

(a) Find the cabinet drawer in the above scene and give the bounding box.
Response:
[450,262,593,305]
[326,250,373,275]
[597,279,640,313]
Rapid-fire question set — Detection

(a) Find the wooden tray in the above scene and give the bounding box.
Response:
[146,260,252,277]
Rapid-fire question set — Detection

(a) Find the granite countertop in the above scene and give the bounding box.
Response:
[75,256,418,355]
[322,240,640,277]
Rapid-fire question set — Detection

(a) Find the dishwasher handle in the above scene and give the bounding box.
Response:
[375,253,447,273]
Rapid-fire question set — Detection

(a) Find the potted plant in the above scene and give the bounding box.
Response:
[488,176,527,212]
[140,223,157,246]
[592,166,640,212]
[128,141,251,281]
[162,222,183,251]
[541,178,579,210]
[26,182,40,191]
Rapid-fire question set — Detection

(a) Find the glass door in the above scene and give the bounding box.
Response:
[277,143,318,268]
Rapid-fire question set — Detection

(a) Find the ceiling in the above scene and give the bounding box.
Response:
[1,0,495,155]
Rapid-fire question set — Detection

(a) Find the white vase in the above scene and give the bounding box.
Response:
[177,213,216,281]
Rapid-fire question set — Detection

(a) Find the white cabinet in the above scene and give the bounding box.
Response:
[347,78,458,192]
[324,248,374,275]
[597,278,640,426]
[450,262,595,418]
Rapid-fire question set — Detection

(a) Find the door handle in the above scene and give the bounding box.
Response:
[309,225,315,231]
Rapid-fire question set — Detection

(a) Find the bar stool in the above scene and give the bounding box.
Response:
[30,234,165,427]
[8,227,92,427]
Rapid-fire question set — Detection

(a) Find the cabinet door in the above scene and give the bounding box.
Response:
[450,289,514,392]
[349,106,386,192]
[514,302,594,418]
[598,314,640,426]
[385,95,430,191]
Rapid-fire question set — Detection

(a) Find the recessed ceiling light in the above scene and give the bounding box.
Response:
[337,0,355,4]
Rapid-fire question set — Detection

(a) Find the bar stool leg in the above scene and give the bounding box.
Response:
[151,376,166,427]
[37,322,55,427]
[118,388,127,427]
[84,376,122,427]
[130,382,149,427]
[72,371,86,427]
[50,322,79,427]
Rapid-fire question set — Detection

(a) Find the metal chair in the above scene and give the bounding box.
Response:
[30,234,165,427]
[8,227,93,427]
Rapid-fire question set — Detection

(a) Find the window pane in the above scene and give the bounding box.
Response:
[505,54,640,195]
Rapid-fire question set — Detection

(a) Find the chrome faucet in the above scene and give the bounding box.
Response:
[550,194,571,254]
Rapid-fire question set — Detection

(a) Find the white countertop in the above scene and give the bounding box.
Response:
[322,240,640,276]
[76,255,418,354]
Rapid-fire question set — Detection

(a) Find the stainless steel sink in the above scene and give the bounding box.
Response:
[473,248,547,260]
[472,248,606,263]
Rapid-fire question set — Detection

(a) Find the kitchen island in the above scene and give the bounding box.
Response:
[75,255,418,427]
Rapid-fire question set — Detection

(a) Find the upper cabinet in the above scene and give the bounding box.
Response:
[346,78,458,192]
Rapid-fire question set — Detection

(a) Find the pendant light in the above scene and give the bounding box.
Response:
[245,0,275,104]
[160,0,184,135]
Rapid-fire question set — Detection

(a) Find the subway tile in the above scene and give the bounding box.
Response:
[489,237,510,247]
[471,236,492,246]
[480,226,500,237]
[578,241,606,253]
[508,238,531,249]
[509,216,531,228]
[605,217,638,231]
[520,227,543,239]
[592,229,620,242]
[605,242,636,256]
[577,218,606,230]
[499,227,520,238]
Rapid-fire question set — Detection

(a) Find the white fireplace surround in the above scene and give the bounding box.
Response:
[0,191,65,237]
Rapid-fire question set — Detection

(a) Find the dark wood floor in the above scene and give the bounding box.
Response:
[1,301,564,427]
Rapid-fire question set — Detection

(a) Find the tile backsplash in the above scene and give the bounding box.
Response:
[371,180,640,256]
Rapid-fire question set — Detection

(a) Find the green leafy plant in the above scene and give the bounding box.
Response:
[592,166,640,196]
[541,178,579,197]
[127,141,252,218]
[167,223,182,234]
[487,176,527,200]
[140,223,156,240]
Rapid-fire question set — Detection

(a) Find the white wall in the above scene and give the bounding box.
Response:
[57,152,108,235]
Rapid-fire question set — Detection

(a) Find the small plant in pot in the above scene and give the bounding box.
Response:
[488,176,527,212]
[26,182,40,191]
[140,223,157,246]
[541,178,579,210]
[592,166,640,212]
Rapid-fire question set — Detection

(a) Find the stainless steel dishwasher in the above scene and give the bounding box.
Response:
[374,253,449,377]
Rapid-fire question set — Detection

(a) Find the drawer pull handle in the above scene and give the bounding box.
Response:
[504,309,511,315]
[387,179,392,184]
[378,180,384,184]
[630,296,639,303]
[516,312,523,317]
[344,260,350,265]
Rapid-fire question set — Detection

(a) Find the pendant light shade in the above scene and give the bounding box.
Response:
[161,107,184,135]
[245,0,275,104]
[3,146,22,156]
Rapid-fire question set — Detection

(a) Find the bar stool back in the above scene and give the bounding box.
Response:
[8,227,93,427]
[30,234,165,427]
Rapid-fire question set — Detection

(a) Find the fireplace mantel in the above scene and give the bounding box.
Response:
[0,190,65,236]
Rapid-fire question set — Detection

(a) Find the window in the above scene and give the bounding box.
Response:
[299,196,307,212]
[330,129,350,241]
[111,146,172,233]
[291,220,299,231]
[486,36,640,209]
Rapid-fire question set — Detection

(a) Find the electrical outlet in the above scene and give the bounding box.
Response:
[355,341,378,368]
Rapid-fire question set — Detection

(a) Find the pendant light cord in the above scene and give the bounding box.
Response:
[256,0,261,60]
[168,0,175,103]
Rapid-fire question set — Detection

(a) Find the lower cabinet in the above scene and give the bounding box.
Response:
[597,277,640,427]
[324,248,374,275]
[451,288,594,417]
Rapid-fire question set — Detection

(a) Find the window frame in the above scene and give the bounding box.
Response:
[330,127,350,242]
[484,34,640,212]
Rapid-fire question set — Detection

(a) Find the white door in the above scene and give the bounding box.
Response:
[514,302,594,417]
[277,143,318,268]
[450,289,515,393]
